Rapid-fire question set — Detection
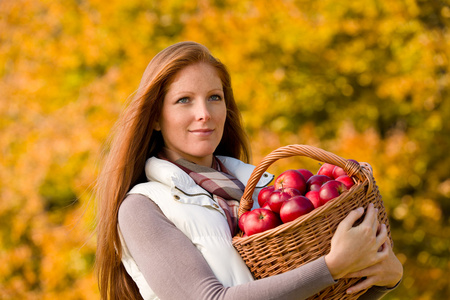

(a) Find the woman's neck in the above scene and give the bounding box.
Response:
[160,147,214,168]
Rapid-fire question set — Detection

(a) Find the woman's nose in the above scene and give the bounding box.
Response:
[196,101,211,121]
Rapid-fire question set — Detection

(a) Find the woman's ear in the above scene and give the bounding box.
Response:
[154,121,161,131]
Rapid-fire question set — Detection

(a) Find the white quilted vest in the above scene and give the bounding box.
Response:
[119,156,274,300]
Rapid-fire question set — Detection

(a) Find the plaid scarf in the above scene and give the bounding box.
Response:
[168,157,245,236]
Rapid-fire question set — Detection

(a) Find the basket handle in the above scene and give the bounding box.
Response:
[239,144,373,217]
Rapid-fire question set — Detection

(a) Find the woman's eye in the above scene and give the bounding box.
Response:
[209,94,222,101]
[176,97,189,104]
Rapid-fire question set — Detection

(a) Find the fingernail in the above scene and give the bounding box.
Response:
[357,207,364,213]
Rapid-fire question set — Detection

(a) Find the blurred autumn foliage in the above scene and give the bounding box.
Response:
[1,0,449,299]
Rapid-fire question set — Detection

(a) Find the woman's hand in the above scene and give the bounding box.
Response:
[325,203,389,280]
[343,238,403,294]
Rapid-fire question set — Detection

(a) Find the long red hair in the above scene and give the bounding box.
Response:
[95,41,250,299]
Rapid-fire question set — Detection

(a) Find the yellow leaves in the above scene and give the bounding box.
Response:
[438,179,450,198]
[394,196,442,222]
[425,112,443,131]
[393,202,409,220]
[334,77,354,96]
[442,6,450,18]
[1,0,449,299]
[419,199,442,221]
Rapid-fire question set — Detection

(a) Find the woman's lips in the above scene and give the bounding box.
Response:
[189,128,214,136]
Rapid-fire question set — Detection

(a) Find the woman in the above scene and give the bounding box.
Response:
[96,41,402,300]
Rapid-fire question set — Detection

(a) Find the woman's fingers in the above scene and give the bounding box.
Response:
[376,224,388,248]
[344,240,402,294]
[361,203,378,232]
[372,209,379,233]
[376,240,390,263]
[327,203,389,280]
[346,277,376,294]
[343,240,390,281]
[340,203,381,233]
[339,206,365,231]
[377,224,389,252]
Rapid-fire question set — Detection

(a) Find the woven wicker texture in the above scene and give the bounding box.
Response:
[232,145,392,300]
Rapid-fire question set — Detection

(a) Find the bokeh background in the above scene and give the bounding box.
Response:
[1,0,449,299]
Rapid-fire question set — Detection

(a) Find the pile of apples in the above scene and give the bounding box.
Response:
[238,160,360,237]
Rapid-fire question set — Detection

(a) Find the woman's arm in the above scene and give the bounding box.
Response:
[118,194,337,300]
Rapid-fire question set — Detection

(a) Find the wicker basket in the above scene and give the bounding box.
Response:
[232,144,392,300]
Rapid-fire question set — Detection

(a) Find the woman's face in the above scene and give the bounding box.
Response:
[156,62,227,167]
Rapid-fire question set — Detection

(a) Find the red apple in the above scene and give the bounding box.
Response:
[348,159,360,165]
[305,190,322,208]
[258,185,275,207]
[243,208,282,236]
[297,168,314,182]
[317,163,336,178]
[306,175,332,192]
[319,180,348,204]
[335,175,355,190]
[267,189,300,213]
[332,166,347,179]
[282,187,302,197]
[280,195,315,223]
[262,202,272,210]
[238,211,251,232]
[274,169,307,194]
